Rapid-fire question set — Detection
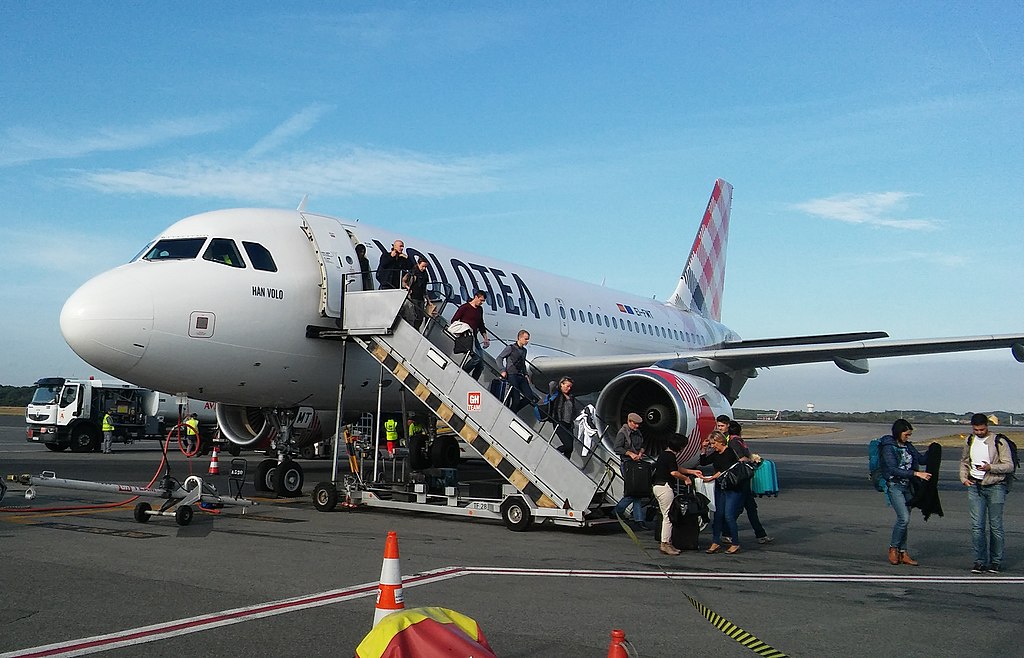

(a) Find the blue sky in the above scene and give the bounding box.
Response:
[2,3,1022,413]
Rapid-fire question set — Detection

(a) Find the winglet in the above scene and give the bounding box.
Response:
[296,194,309,212]
[666,179,733,322]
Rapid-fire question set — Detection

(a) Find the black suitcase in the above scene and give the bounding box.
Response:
[671,513,702,551]
[621,459,653,498]
[489,378,512,406]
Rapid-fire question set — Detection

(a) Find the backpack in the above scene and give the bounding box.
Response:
[868,438,889,492]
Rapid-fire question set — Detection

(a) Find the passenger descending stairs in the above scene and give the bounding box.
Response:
[319,289,619,519]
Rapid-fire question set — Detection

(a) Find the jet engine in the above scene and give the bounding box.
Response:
[216,404,326,449]
[594,366,733,465]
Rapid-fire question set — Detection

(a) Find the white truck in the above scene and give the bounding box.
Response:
[25,377,217,453]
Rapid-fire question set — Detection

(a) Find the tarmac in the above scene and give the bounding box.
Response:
[1,416,1022,657]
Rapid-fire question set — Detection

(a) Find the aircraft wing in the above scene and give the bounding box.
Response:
[530,333,1024,393]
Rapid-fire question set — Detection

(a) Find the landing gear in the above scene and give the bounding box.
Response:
[253,457,304,497]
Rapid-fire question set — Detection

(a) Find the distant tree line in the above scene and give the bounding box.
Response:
[0,385,34,407]
[735,408,1021,426]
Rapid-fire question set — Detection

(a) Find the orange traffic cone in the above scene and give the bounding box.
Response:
[372,531,405,627]
[208,445,220,475]
[607,629,633,657]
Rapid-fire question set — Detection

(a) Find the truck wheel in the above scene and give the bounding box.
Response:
[500,497,532,532]
[312,482,339,512]
[44,443,66,452]
[274,460,304,497]
[69,428,98,453]
[254,459,276,492]
[175,505,194,526]
[134,502,152,523]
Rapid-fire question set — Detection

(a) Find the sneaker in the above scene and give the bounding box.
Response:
[971,562,985,574]
[757,536,775,544]
[987,563,1001,574]
[635,522,651,531]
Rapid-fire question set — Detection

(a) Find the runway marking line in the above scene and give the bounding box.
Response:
[3,567,1022,657]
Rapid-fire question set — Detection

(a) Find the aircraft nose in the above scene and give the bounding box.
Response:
[61,267,154,375]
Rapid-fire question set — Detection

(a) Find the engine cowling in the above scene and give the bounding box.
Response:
[595,367,732,465]
[216,404,328,449]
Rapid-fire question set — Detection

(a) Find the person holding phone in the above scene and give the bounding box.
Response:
[959,413,1014,574]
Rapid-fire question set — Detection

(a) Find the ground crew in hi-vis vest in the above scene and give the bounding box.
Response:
[184,413,200,453]
[384,418,398,455]
[101,411,115,454]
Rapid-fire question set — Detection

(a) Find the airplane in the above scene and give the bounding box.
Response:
[59,179,1024,495]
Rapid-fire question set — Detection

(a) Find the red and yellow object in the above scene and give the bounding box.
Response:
[356,607,496,658]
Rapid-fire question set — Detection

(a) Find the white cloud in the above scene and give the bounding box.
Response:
[0,114,239,167]
[245,103,334,159]
[70,147,507,204]
[791,192,940,230]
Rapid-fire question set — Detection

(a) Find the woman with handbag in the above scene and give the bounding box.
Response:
[653,434,705,555]
[700,430,751,555]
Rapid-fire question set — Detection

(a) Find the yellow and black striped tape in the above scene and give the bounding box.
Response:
[364,338,559,509]
[617,516,788,657]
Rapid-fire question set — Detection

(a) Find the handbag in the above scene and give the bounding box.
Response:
[718,460,755,491]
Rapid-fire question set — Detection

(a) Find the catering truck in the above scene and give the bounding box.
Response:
[25,377,217,452]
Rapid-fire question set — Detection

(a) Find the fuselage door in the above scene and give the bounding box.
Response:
[301,213,360,318]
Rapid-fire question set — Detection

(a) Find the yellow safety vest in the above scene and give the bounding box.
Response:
[185,417,199,436]
[408,421,424,436]
[101,413,114,431]
[384,418,398,441]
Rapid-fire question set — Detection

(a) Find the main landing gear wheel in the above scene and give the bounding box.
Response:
[500,497,532,532]
[431,435,460,468]
[175,505,194,526]
[254,459,276,492]
[312,482,339,512]
[133,502,152,523]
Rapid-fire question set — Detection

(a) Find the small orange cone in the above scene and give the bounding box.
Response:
[607,629,632,657]
[372,531,405,627]
[208,445,220,475]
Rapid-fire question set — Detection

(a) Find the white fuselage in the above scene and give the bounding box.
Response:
[61,208,736,412]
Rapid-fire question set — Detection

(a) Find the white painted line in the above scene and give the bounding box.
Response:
[5,566,1020,657]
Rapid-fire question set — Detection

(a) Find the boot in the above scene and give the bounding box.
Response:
[660,542,681,556]
[888,547,899,565]
[899,551,918,566]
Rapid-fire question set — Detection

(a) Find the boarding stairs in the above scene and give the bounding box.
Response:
[313,288,623,519]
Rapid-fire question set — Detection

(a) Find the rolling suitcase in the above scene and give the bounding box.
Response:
[671,513,702,551]
[621,459,653,498]
[751,459,779,497]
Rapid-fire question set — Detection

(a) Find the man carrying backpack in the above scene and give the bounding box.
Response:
[959,413,1015,574]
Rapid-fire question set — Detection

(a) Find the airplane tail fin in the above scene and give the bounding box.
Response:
[666,179,733,322]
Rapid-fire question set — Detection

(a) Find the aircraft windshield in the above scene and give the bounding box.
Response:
[143,238,207,261]
[203,238,245,268]
[242,241,277,272]
[30,385,60,405]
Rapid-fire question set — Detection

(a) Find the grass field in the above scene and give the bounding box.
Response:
[0,407,22,416]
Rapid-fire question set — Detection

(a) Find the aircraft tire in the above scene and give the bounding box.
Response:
[175,505,194,526]
[254,459,276,492]
[227,442,242,457]
[430,435,460,469]
[500,497,532,532]
[274,459,304,498]
[134,502,152,523]
[312,482,339,512]
[408,434,431,471]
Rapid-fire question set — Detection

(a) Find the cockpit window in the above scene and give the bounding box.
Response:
[242,241,277,272]
[143,238,207,261]
[203,238,245,268]
[130,240,156,263]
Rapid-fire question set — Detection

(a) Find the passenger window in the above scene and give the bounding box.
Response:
[570,308,577,321]
[243,242,278,272]
[559,306,566,320]
[596,315,602,327]
[143,237,207,261]
[544,303,551,317]
[642,324,647,335]
[203,238,245,268]
[587,312,593,324]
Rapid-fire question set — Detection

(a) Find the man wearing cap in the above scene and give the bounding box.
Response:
[613,413,649,529]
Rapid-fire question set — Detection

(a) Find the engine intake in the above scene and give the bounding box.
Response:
[595,367,732,464]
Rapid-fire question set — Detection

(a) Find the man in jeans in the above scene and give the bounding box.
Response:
[960,413,1014,573]
[613,413,649,530]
